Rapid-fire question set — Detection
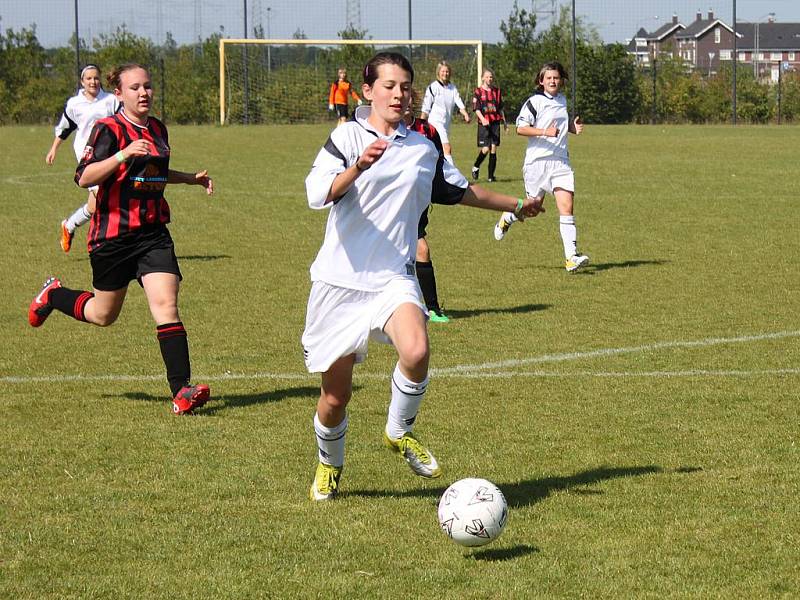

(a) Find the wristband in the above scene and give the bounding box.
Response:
[115,151,126,164]
[515,198,524,214]
[355,161,369,172]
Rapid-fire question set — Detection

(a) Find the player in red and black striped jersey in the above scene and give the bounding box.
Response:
[471,69,507,183]
[27,63,215,415]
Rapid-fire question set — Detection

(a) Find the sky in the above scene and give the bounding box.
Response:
[2,0,800,48]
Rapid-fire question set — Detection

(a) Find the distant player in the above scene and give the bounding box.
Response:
[328,68,363,125]
[420,61,470,165]
[46,65,119,252]
[471,69,507,183]
[493,61,589,273]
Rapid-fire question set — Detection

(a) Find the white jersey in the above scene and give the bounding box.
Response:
[54,89,119,161]
[305,105,468,292]
[420,80,465,131]
[516,91,570,164]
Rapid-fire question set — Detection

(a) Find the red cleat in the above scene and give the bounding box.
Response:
[60,220,74,253]
[28,277,62,327]
[172,384,211,415]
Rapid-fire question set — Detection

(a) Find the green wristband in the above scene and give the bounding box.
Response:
[115,151,125,164]
[515,198,523,213]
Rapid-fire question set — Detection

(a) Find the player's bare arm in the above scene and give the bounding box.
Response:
[460,186,544,219]
[325,138,390,203]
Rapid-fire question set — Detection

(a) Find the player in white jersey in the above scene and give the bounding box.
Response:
[492,61,589,273]
[45,65,119,253]
[420,61,470,165]
[303,52,544,500]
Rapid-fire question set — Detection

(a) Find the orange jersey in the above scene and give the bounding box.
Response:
[329,80,360,105]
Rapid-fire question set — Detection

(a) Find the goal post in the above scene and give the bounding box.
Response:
[219,38,483,125]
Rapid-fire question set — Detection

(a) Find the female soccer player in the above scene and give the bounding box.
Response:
[46,64,119,252]
[328,68,363,125]
[303,52,544,500]
[29,63,215,415]
[420,61,470,165]
[471,69,507,183]
[493,61,589,273]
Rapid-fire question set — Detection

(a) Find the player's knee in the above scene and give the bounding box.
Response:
[320,389,351,411]
[399,338,429,371]
[92,310,119,327]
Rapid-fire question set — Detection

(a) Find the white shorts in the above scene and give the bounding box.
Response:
[428,119,450,145]
[523,158,574,198]
[301,276,426,373]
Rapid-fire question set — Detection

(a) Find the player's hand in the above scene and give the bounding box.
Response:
[516,196,545,221]
[463,113,471,124]
[573,116,584,134]
[544,121,559,137]
[45,149,56,165]
[328,103,334,111]
[356,139,390,171]
[123,139,153,159]
[503,121,509,132]
[481,117,490,127]
[194,170,213,195]
[357,99,363,106]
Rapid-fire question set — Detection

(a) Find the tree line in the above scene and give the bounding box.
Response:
[1,3,799,126]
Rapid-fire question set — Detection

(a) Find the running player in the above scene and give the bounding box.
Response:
[29,63,215,415]
[471,69,507,183]
[493,61,589,273]
[328,68,363,125]
[46,64,119,252]
[420,61,470,165]
[303,52,544,500]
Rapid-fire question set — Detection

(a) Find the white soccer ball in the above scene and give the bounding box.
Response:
[437,478,508,547]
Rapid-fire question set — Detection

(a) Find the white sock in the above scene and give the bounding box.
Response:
[314,412,347,467]
[65,203,92,233]
[386,362,429,440]
[504,211,519,225]
[559,215,577,258]
[444,154,455,166]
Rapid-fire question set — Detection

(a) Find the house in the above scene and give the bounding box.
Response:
[674,10,735,73]
[626,15,685,65]
[734,19,800,81]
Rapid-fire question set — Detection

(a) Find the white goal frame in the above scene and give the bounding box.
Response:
[219,38,484,125]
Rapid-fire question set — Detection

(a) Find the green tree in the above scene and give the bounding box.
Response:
[576,43,639,123]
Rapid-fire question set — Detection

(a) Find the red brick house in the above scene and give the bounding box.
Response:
[674,10,735,74]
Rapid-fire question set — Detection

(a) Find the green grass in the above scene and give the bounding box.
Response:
[2,122,799,598]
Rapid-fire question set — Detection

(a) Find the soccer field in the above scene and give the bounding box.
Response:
[2,122,798,598]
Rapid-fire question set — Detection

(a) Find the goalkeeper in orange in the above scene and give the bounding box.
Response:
[328,68,363,125]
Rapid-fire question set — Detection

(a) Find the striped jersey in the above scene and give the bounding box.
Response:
[472,86,504,123]
[305,105,468,291]
[516,91,570,163]
[54,89,119,161]
[420,80,465,131]
[75,109,172,252]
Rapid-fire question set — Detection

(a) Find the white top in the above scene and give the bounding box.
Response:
[420,80,466,131]
[515,91,570,164]
[305,105,468,291]
[54,89,119,161]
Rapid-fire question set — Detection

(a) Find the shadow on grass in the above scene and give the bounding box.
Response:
[176,254,232,261]
[566,259,669,275]
[443,303,550,320]
[349,465,664,509]
[115,384,325,414]
[469,544,540,561]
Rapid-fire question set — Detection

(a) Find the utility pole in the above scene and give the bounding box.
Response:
[74,0,80,80]
[732,0,737,125]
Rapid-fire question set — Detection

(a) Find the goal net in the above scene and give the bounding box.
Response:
[219,39,483,125]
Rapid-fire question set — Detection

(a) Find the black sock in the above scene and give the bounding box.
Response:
[157,322,191,397]
[49,287,93,322]
[488,153,497,178]
[416,260,440,313]
[474,152,487,169]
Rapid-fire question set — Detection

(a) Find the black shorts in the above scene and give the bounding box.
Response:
[89,227,182,291]
[478,121,502,147]
[417,207,429,239]
[335,104,349,119]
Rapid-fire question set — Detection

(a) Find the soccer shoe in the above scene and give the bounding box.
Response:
[487,176,497,183]
[471,167,479,181]
[428,309,450,323]
[384,431,442,479]
[28,277,62,327]
[60,220,74,253]
[493,213,513,241]
[309,462,342,501]
[172,384,211,415]
[565,254,590,273]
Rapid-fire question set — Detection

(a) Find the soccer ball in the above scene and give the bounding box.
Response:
[437,478,508,547]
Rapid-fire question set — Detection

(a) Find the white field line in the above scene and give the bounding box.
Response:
[2,330,799,385]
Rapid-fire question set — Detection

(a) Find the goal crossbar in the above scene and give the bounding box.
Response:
[219,38,483,125]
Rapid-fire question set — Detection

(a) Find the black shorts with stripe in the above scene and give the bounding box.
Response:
[477,121,502,147]
[335,104,349,119]
[89,226,182,291]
